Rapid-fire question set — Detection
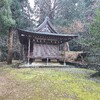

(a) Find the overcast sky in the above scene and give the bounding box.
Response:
[29,0,34,8]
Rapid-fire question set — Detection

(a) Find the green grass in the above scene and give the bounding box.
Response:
[0,66,100,100]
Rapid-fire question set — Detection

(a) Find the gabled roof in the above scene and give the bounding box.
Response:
[34,16,58,33]
[17,16,78,44]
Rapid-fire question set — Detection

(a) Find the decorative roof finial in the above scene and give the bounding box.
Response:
[45,16,50,21]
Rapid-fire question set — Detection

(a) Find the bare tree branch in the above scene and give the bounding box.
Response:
[44,0,51,7]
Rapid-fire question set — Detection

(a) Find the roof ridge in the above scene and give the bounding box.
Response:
[34,16,58,33]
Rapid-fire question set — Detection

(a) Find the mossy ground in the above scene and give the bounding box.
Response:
[0,65,100,100]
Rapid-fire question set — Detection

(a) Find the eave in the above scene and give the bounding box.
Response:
[17,29,78,44]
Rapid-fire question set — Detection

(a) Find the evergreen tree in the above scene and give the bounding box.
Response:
[0,0,33,64]
[90,9,100,49]
[0,0,16,64]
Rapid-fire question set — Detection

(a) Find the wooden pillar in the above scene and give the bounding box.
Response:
[32,39,34,61]
[67,42,70,51]
[64,42,67,65]
[24,45,27,62]
[23,45,25,62]
[20,44,23,60]
[28,37,31,64]
[47,58,49,65]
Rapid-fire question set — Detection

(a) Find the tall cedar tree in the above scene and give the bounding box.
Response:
[0,0,15,64]
[0,0,33,64]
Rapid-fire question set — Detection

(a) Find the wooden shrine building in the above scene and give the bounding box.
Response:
[18,17,77,65]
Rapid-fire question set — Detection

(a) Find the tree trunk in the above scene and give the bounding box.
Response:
[7,28,13,64]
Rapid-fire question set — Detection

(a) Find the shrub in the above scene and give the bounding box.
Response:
[13,51,20,60]
[0,52,7,62]
[0,45,8,62]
